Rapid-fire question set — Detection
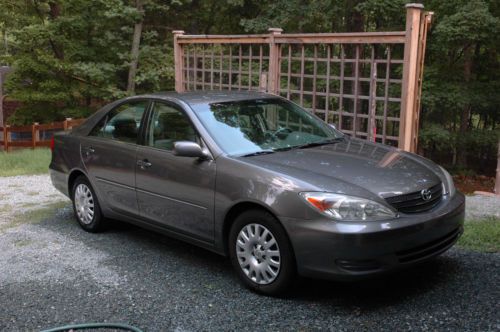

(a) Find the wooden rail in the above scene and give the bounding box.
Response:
[0,118,84,152]
[173,3,433,152]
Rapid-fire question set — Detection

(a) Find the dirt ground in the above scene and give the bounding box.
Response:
[453,175,496,194]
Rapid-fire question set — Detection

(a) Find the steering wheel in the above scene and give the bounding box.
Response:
[273,127,293,139]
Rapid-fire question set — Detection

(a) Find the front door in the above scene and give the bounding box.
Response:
[81,100,148,216]
[135,101,216,242]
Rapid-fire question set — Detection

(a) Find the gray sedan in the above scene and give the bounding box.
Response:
[50,91,465,295]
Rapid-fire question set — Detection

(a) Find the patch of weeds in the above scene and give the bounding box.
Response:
[457,217,500,253]
[0,205,12,214]
[0,148,51,177]
[0,201,70,233]
[14,239,33,247]
[20,202,39,209]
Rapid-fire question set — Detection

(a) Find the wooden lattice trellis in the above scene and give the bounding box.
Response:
[173,4,433,151]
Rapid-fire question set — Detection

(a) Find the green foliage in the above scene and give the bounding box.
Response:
[2,0,174,123]
[0,0,498,173]
[419,124,454,152]
[422,0,500,131]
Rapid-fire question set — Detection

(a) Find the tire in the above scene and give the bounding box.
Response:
[229,209,296,295]
[71,175,105,232]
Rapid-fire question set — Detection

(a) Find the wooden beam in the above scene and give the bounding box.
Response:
[178,36,269,44]
[173,30,185,92]
[176,32,406,45]
[413,11,433,152]
[268,28,283,95]
[399,3,424,152]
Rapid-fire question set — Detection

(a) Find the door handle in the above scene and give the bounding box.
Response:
[137,159,152,169]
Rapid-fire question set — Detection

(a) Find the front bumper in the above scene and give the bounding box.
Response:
[281,192,465,280]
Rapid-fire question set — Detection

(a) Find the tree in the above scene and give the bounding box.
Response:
[421,0,500,167]
[0,0,498,173]
[1,0,174,124]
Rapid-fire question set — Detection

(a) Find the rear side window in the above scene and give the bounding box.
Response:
[90,101,148,144]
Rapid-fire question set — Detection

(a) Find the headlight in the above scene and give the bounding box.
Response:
[439,166,456,197]
[299,192,397,221]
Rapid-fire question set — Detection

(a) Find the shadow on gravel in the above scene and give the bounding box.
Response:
[42,208,462,310]
[289,257,459,309]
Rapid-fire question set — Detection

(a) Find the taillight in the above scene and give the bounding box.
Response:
[50,136,55,152]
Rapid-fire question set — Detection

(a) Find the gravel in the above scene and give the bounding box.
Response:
[0,174,67,224]
[0,175,499,331]
[465,195,500,220]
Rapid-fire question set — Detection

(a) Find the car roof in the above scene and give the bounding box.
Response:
[142,90,276,106]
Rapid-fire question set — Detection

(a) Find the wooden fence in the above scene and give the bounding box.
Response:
[0,118,84,152]
[173,3,433,152]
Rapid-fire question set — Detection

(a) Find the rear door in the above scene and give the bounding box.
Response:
[81,100,148,217]
[135,101,216,242]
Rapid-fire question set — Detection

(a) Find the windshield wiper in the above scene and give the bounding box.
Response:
[241,149,275,157]
[298,137,345,149]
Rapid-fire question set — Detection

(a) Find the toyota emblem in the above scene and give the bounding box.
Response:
[421,189,432,201]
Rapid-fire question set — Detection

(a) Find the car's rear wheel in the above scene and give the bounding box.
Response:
[229,209,296,295]
[71,175,104,232]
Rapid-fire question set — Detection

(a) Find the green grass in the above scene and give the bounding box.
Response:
[457,218,500,253]
[0,148,51,177]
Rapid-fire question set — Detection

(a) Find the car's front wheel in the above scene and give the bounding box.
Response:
[229,209,296,295]
[71,175,105,232]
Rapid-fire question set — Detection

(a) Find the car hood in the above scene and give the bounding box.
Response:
[236,138,442,198]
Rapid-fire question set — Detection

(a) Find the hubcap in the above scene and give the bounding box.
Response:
[236,223,281,285]
[74,184,95,225]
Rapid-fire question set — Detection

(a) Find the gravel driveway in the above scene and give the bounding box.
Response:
[1,175,499,331]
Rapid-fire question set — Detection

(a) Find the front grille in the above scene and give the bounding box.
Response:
[396,227,462,263]
[385,182,443,214]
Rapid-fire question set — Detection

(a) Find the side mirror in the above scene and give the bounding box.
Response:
[173,141,210,159]
[328,123,337,130]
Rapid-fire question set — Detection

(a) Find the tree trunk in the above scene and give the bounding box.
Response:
[457,46,473,167]
[2,29,7,54]
[127,0,144,95]
[48,2,64,60]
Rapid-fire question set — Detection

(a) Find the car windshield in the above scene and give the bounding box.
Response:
[192,98,343,156]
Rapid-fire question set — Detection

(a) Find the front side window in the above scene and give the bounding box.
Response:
[90,101,147,144]
[145,102,199,151]
[192,98,342,156]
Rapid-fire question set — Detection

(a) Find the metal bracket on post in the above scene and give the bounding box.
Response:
[268,28,283,95]
[399,3,424,152]
[173,30,185,93]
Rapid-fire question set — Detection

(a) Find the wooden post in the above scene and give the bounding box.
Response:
[495,140,500,195]
[173,30,185,93]
[413,11,433,152]
[31,122,39,149]
[268,28,283,95]
[259,72,268,92]
[399,3,424,152]
[4,124,9,152]
[63,118,70,131]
